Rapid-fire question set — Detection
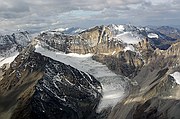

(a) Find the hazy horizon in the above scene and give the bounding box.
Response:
[0,0,179,34]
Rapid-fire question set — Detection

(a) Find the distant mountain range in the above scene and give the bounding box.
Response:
[0,24,180,119]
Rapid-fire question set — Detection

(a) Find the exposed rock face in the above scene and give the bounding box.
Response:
[0,31,31,80]
[1,25,179,119]
[35,25,179,60]
[35,25,178,78]
[0,31,31,67]
[92,50,144,78]
[92,39,155,78]
[108,24,177,50]
[0,31,31,52]
[36,25,125,54]
[108,42,180,119]
[0,45,102,119]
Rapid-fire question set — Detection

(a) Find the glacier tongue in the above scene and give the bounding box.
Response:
[35,43,127,112]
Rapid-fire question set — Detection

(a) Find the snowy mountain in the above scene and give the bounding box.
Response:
[51,27,85,35]
[62,27,85,35]
[0,44,102,119]
[34,24,179,79]
[155,26,180,40]
[0,24,180,119]
[108,24,177,49]
[0,31,31,68]
[0,37,129,119]
[35,41,127,111]
[38,24,178,51]
[40,25,180,119]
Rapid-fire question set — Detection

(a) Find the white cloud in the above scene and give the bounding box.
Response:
[0,0,179,34]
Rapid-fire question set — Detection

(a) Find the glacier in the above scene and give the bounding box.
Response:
[35,42,127,112]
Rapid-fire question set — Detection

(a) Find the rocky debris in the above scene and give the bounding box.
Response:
[107,42,180,119]
[0,44,102,119]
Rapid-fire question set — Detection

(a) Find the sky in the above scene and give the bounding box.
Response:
[0,0,179,34]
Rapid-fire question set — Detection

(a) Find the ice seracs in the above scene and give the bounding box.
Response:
[170,72,180,85]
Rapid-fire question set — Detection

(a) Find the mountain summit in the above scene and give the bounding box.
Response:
[0,25,180,119]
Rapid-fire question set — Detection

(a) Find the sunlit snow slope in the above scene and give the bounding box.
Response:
[0,48,19,67]
[35,43,127,112]
[170,72,180,85]
[114,32,143,44]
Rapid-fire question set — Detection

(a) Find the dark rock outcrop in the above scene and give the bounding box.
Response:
[0,45,102,119]
[1,25,179,119]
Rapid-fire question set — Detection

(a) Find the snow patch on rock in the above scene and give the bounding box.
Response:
[113,24,124,32]
[124,45,135,52]
[0,51,19,67]
[170,72,180,85]
[148,33,159,39]
[114,32,142,44]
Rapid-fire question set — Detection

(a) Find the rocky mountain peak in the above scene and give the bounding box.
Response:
[0,25,180,119]
[0,43,102,119]
[0,31,31,57]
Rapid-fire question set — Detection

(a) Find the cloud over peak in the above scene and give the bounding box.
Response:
[0,0,179,34]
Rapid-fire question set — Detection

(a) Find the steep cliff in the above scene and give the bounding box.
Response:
[0,25,179,119]
[0,44,102,119]
[36,25,125,54]
[108,42,180,119]
[0,31,31,80]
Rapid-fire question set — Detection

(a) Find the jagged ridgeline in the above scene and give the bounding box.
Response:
[0,24,180,119]
[36,24,178,56]
[0,44,102,119]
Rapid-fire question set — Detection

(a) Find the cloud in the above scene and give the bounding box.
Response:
[0,0,179,34]
[0,0,30,13]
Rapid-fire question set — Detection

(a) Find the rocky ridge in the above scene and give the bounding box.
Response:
[0,31,31,80]
[0,24,180,119]
[108,42,180,119]
[0,31,31,52]
[0,43,102,119]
